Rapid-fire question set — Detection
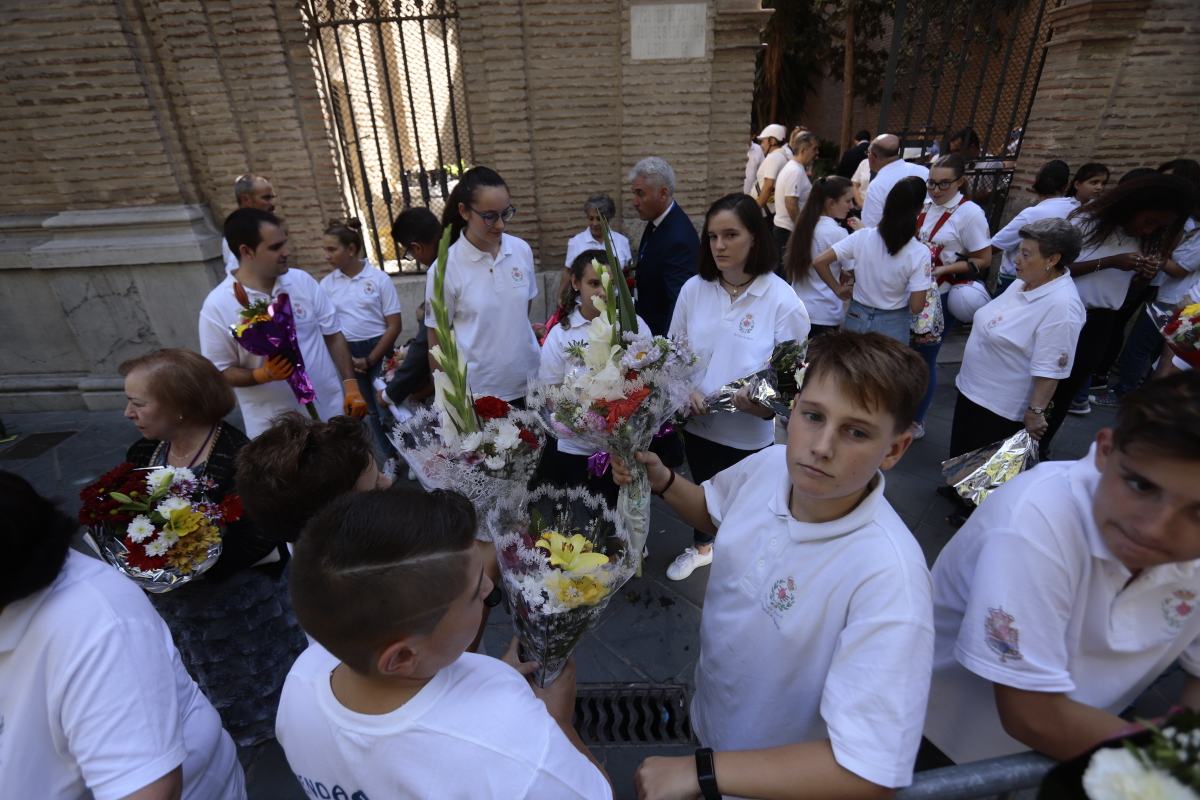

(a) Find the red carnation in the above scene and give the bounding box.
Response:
[218,493,244,523]
[518,428,540,449]
[474,396,512,420]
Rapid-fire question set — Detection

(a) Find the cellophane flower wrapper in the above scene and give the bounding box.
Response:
[940,430,1039,508]
[1161,301,1200,370]
[229,292,317,407]
[388,401,546,539]
[489,485,638,687]
[705,339,809,418]
[79,464,235,593]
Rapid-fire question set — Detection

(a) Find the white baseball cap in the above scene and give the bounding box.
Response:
[756,124,787,142]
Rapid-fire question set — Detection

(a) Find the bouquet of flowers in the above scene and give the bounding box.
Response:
[388,226,545,527]
[489,485,638,687]
[941,429,1040,507]
[79,463,242,592]
[229,283,319,419]
[1038,710,1200,799]
[1161,301,1200,370]
[527,219,697,564]
[706,339,809,418]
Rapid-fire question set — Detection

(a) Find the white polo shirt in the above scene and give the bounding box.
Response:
[919,195,991,295]
[991,196,1079,277]
[277,647,610,800]
[538,306,649,456]
[221,238,239,274]
[1156,218,1200,306]
[755,148,791,214]
[861,159,930,228]
[744,142,765,196]
[564,228,632,270]
[793,216,851,326]
[956,274,1085,421]
[670,273,810,450]
[319,259,403,342]
[831,228,931,311]
[773,160,811,231]
[695,446,934,789]
[925,451,1200,765]
[423,233,540,401]
[1071,220,1141,310]
[200,269,344,437]
[0,552,244,800]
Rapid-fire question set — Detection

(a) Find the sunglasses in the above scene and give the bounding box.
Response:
[468,204,517,227]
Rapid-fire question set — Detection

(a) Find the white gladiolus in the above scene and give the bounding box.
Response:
[585,315,615,371]
[585,361,628,401]
[1082,748,1195,800]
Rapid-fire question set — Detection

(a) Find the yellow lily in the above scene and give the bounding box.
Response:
[163,507,205,538]
[546,573,611,609]
[536,530,609,572]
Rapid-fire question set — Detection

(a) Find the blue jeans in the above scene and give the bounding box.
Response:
[1112,308,1165,395]
[913,294,961,425]
[348,336,396,464]
[842,300,911,344]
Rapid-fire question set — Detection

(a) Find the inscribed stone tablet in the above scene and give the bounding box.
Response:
[630,3,707,61]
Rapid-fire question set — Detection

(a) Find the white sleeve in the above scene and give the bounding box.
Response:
[58,616,188,800]
[953,528,1077,693]
[423,261,441,328]
[198,301,245,372]
[617,234,632,268]
[958,205,993,254]
[702,449,768,526]
[990,208,1029,254]
[302,274,342,336]
[537,328,569,384]
[775,289,811,344]
[906,247,934,293]
[564,236,580,269]
[379,274,403,318]
[1181,633,1200,677]
[667,280,691,339]
[1172,227,1200,272]
[861,186,884,228]
[830,230,861,264]
[852,158,870,190]
[1030,318,1084,379]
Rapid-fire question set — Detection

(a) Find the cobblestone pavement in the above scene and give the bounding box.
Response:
[2,337,1119,799]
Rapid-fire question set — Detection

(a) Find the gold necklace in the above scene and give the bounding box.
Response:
[720,274,754,297]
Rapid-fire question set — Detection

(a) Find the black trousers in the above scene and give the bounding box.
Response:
[683,429,760,546]
[1042,308,1118,456]
[530,444,619,507]
[949,390,1023,460]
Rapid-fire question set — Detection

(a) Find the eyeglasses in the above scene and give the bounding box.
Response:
[468,204,517,227]
[926,178,958,190]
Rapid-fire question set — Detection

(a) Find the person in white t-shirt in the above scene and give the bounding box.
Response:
[772,130,818,258]
[851,156,871,210]
[744,138,765,196]
[549,194,633,338]
[666,193,811,581]
[276,487,612,799]
[614,332,933,799]
[990,159,1077,294]
[320,217,403,463]
[910,155,994,438]
[860,134,930,228]
[785,175,860,334]
[811,176,931,344]
[1041,174,1193,452]
[753,123,790,214]
[0,472,245,800]
[1066,162,1110,209]
[923,373,1200,767]
[199,208,367,438]
[535,248,649,506]
[424,166,540,403]
[220,173,277,275]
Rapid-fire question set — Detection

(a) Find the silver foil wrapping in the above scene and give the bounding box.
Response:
[704,370,777,415]
[704,339,807,418]
[86,526,221,593]
[940,430,1039,507]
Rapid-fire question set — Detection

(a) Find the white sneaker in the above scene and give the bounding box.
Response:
[666,546,713,581]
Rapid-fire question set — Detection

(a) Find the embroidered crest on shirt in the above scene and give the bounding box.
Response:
[292,301,308,321]
[984,607,1022,662]
[362,281,376,296]
[762,576,797,629]
[1162,589,1197,630]
[737,313,756,336]
[986,313,1003,330]
[1057,352,1069,368]
[511,265,524,285]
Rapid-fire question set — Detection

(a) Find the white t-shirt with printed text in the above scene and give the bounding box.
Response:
[694,446,934,789]
[792,216,851,326]
[276,646,610,800]
[320,259,403,342]
[925,451,1200,764]
[831,228,932,311]
[670,274,810,450]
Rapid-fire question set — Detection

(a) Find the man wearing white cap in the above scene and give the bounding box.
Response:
[752,124,789,214]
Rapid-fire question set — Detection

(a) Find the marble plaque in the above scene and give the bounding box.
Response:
[631,3,707,61]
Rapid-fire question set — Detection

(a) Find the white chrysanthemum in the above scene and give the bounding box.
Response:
[126,515,156,543]
[1082,747,1195,800]
[143,536,171,558]
[155,496,189,516]
[460,431,484,451]
[484,454,506,470]
[492,420,521,451]
[169,467,196,487]
[146,467,176,494]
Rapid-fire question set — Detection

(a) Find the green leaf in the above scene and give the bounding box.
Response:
[430,224,480,435]
[599,215,638,336]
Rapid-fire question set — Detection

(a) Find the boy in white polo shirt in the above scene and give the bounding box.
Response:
[923,372,1200,766]
[619,331,934,799]
[199,208,367,438]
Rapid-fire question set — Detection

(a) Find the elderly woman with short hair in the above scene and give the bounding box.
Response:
[950,218,1086,460]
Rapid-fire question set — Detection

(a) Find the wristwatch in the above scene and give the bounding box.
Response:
[695,747,721,800]
[1026,405,1045,416]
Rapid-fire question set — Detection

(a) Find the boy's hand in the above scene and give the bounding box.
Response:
[531,658,577,726]
[635,755,701,800]
[687,390,708,417]
[611,451,671,492]
[499,636,539,678]
[732,386,773,420]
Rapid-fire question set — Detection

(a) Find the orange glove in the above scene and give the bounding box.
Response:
[343,379,368,418]
[252,355,294,384]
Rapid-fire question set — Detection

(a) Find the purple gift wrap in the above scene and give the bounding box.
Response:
[229,290,318,409]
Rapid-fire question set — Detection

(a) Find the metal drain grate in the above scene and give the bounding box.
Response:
[0,431,77,460]
[573,683,695,746]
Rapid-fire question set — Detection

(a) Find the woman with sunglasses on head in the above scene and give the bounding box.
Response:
[424,166,541,405]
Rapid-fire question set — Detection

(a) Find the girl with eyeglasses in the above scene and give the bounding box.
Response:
[909,154,993,439]
[424,166,540,405]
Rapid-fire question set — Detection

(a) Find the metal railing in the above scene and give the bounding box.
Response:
[902,752,1054,799]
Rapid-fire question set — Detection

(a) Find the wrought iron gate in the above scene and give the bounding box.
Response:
[299,0,472,270]
[877,0,1057,229]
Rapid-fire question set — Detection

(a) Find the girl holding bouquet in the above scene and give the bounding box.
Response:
[117,349,307,752]
[535,248,650,505]
[425,166,540,405]
[665,193,810,580]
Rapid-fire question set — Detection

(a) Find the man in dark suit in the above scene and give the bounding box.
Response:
[628,157,699,337]
[835,129,871,178]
